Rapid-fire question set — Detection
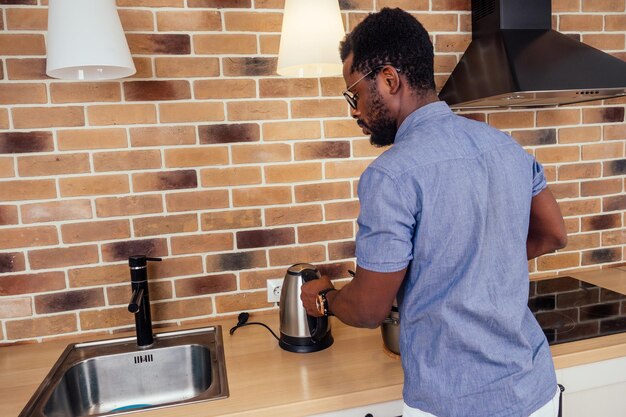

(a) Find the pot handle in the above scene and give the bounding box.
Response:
[301,268,327,343]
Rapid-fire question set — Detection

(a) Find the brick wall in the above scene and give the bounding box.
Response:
[0,0,624,343]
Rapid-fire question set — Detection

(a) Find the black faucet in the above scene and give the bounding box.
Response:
[128,255,162,347]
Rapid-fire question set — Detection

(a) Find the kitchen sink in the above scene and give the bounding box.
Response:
[19,326,229,417]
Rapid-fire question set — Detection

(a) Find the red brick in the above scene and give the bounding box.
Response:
[265,205,323,226]
[59,174,130,197]
[236,227,295,249]
[240,267,284,290]
[223,11,282,32]
[155,57,220,78]
[0,83,47,104]
[295,182,352,202]
[80,307,133,331]
[17,153,90,176]
[21,200,92,224]
[175,274,237,297]
[0,252,25,273]
[268,245,326,266]
[165,190,229,212]
[0,34,45,55]
[5,58,47,80]
[201,209,262,231]
[130,126,196,147]
[193,34,257,54]
[127,33,190,55]
[325,200,360,220]
[124,81,191,101]
[0,297,32,319]
[215,291,270,314]
[133,214,198,237]
[0,271,65,296]
[298,222,354,243]
[96,195,163,217]
[156,10,221,31]
[132,170,197,192]
[232,186,292,206]
[582,248,621,265]
[0,205,19,225]
[149,255,204,279]
[581,178,622,197]
[50,82,121,103]
[68,264,130,288]
[205,250,267,272]
[35,288,105,314]
[57,128,128,151]
[329,241,356,260]
[164,147,229,168]
[29,245,99,269]
[93,150,161,172]
[6,314,77,340]
[200,166,262,187]
[264,162,323,184]
[171,232,234,255]
[88,104,157,126]
[232,143,291,164]
[101,238,168,262]
[0,226,58,249]
[295,141,351,160]
[12,106,85,129]
[61,220,131,244]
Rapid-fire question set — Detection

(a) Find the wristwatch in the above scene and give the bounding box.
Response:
[316,288,336,317]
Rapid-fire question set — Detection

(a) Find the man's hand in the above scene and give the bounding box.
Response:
[300,276,334,317]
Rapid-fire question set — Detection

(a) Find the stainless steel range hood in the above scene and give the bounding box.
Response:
[438,0,626,109]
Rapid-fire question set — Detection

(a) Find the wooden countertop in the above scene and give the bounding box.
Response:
[2,268,626,417]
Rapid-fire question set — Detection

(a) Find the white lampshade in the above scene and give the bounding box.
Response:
[277,0,345,78]
[46,0,136,80]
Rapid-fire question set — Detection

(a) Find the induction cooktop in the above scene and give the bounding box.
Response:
[528,276,626,345]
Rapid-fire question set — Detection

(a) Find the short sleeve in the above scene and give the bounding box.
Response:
[531,158,547,197]
[355,167,417,273]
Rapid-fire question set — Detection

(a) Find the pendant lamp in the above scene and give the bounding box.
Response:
[46,0,136,80]
[277,0,345,78]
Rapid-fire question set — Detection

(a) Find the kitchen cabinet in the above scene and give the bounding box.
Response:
[557,355,626,417]
[308,399,402,417]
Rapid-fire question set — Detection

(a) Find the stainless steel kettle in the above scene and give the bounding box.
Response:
[278,263,333,353]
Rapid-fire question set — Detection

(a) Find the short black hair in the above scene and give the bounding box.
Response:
[340,8,435,92]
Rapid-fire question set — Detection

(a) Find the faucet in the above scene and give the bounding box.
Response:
[128,255,162,348]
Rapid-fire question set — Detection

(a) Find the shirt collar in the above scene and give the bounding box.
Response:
[395,101,452,143]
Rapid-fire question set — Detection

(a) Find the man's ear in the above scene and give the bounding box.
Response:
[381,66,401,95]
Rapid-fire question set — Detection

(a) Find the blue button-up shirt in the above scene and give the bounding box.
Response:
[356,101,556,417]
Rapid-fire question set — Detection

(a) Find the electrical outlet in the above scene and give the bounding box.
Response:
[267,278,283,303]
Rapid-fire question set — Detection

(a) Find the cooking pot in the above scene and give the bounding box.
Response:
[381,304,400,355]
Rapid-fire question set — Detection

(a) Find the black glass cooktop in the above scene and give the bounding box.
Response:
[528,276,626,345]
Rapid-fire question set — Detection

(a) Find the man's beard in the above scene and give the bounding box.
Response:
[364,87,397,147]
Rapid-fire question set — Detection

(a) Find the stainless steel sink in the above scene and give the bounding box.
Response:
[19,326,229,417]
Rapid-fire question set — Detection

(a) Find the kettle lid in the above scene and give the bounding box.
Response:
[287,263,317,275]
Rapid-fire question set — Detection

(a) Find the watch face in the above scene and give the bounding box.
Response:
[315,295,325,316]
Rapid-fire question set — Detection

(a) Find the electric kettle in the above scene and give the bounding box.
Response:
[278,263,333,353]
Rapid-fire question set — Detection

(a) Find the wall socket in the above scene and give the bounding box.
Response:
[266,278,283,303]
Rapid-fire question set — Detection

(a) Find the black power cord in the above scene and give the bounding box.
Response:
[229,312,280,341]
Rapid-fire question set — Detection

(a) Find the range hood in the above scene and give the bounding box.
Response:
[438,0,626,109]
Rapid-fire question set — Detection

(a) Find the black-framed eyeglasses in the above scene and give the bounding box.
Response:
[342,64,401,110]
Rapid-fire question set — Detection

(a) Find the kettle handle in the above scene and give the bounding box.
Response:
[301,268,328,343]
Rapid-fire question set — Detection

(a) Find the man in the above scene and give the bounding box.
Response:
[301,8,567,417]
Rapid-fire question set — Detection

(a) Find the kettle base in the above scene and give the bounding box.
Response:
[279,332,333,353]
